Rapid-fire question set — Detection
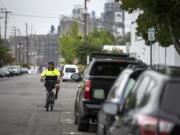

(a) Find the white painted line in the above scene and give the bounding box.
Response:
[62,132,82,135]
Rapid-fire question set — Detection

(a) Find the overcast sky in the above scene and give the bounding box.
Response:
[0,0,132,37]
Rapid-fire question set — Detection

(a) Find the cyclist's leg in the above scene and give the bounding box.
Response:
[55,83,60,99]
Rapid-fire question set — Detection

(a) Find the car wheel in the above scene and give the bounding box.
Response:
[77,117,89,132]
[74,113,78,125]
[74,105,78,125]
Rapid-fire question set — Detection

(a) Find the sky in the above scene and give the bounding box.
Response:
[0,0,132,37]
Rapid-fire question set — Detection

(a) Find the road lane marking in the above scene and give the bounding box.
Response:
[62,132,82,135]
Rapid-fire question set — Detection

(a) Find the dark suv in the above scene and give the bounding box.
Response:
[106,66,180,135]
[97,65,147,135]
[73,53,144,131]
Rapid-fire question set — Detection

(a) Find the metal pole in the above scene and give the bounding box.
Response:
[165,47,167,65]
[1,9,12,44]
[0,17,2,38]
[4,11,8,41]
[26,23,29,65]
[84,0,87,40]
[150,41,152,68]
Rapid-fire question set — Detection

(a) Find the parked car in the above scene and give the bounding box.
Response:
[104,66,180,135]
[0,67,10,77]
[21,68,29,74]
[72,53,144,132]
[62,64,79,81]
[97,65,147,135]
[4,66,21,76]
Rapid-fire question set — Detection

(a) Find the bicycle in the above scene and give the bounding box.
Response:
[45,80,56,111]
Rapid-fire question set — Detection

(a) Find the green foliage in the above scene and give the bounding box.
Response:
[87,28,116,46]
[117,0,180,54]
[59,21,82,64]
[116,32,131,45]
[111,47,124,54]
[0,39,15,66]
[3,53,15,64]
[75,42,103,64]
[77,29,116,64]
[0,39,8,57]
[59,24,116,64]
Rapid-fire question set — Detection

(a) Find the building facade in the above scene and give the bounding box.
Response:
[103,1,125,37]
[129,14,180,66]
[9,34,59,67]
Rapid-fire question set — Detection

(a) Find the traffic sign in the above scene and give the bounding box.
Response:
[148,27,155,41]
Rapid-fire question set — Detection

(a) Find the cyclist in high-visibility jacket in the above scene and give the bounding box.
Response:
[40,61,61,99]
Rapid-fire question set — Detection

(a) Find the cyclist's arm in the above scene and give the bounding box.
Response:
[55,69,61,83]
[40,70,46,81]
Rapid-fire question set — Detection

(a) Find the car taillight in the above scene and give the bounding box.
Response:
[83,80,91,100]
[138,115,174,135]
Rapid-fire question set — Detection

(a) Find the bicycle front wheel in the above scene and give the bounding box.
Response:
[50,93,55,111]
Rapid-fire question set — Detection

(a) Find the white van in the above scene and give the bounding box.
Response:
[62,64,79,81]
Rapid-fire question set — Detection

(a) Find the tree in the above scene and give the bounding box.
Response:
[59,25,116,64]
[116,32,131,45]
[117,0,180,54]
[75,42,103,64]
[87,28,116,47]
[0,39,8,67]
[76,28,116,64]
[59,21,82,64]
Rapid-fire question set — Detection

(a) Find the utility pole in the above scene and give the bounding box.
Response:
[84,0,88,41]
[0,16,2,38]
[1,9,12,42]
[26,23,29,65]
[12,26,18,64]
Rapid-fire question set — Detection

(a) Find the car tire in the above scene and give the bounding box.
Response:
[77,117,89,132]
[74,108,78,125]
[74,113,78,125]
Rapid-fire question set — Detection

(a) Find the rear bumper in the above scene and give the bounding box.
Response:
[62,76,71,80]
[79,101,102,120]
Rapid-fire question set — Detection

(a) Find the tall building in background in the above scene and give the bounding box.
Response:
[59,6,105,37]
[9,33,59,67]
[73,5,84,21]
[104,1,125,37]
[9,36,27,65]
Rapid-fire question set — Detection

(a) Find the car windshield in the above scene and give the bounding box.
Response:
[161,81,180,116]
[65,68,76,73]
[91,62,129,76]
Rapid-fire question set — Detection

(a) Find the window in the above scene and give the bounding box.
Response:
[65,68,76,73]
[107,72,129,100]
[137,79,157,107]
[124,78,136,98]
[91,62,129,76]
[135,76,150,106]
[161,82,180,115]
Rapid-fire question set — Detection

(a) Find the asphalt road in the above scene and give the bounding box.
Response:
[0,74,95,135]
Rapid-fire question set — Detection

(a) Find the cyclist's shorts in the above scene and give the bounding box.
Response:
[45,80,56,90]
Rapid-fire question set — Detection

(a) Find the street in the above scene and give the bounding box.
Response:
[0,74,95,135]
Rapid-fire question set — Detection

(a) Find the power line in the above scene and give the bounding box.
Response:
[11,13,59,19]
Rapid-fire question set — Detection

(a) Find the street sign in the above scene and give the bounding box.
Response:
[148,27,155,41]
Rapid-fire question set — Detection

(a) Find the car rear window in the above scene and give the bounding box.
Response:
[161,82,180,115]
[90,62,129,76]
[65,68,76,73]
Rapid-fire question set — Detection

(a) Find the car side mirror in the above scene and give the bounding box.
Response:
[102,102,119,116]
[71,73,82,82]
